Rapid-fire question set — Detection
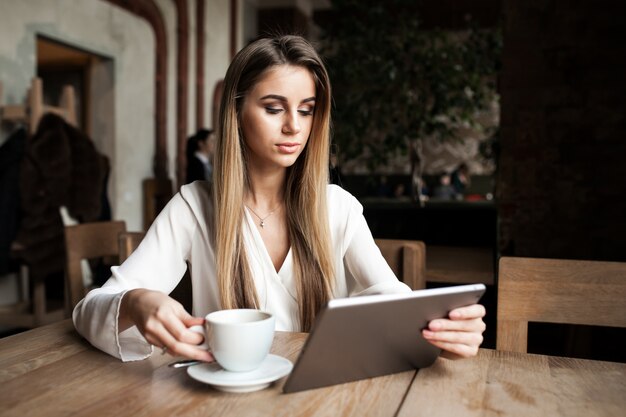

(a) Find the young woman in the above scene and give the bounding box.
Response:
[73,35,485,363]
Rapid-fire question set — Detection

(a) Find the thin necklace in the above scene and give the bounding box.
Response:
[245,205,278,228]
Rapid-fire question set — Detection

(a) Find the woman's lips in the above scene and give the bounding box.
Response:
[276,143,300,154]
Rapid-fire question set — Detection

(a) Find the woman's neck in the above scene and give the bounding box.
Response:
[245,166,287,211]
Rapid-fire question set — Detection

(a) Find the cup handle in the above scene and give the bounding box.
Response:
[188,324,209,350]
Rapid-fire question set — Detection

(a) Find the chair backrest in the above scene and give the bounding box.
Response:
[143,178,173,231]
[118,231,146,263]
[64,221,126,309]
[374,239,426,290]
[497,256,626,353]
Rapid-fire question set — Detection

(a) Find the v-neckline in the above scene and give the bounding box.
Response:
[244,208,292,275]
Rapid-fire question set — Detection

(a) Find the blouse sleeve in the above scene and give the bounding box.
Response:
[72,187,200,362]
[341,192,412,296]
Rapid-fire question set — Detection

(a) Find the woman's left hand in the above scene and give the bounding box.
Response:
[422,304,486,359]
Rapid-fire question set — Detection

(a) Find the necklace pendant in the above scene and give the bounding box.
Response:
[260,221,265,228]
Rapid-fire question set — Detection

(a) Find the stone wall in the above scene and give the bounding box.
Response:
[497,1,626,262]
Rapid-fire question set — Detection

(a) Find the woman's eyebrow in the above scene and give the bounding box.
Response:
[259,94,316,103]
[260,94,287,102]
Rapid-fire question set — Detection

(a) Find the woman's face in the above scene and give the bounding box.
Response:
[240,65,316,171]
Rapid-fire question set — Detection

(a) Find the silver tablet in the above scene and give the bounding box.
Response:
[282,283,486,393]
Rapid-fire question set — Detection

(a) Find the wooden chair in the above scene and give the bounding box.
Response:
[0,78,78,330]
[143,178,173,231]
[118,232,146,263]
[64,221,126,310]
[374,239,426,290]
[0,243,67,329]
[0,77,76,133]
[497,256,626,353]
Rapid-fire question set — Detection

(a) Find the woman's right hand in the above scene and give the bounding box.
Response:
[119,288,214,362]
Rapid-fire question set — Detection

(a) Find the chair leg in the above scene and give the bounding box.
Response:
[33,277,47,326]
[18,264,30,301]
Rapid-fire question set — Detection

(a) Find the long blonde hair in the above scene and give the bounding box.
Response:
[213,35,334,331]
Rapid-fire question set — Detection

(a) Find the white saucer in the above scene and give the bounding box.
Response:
[187,354,293,393]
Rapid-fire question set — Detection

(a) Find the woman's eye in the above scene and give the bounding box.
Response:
[298,108,314,116]
[265,107,283,114]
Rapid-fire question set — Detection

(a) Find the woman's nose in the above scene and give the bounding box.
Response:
[282,111,302,134]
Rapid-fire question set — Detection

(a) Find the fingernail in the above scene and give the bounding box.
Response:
[450,311,461,319]
[423,330,434,338]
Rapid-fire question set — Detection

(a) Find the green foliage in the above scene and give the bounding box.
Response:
[321,0,502,171]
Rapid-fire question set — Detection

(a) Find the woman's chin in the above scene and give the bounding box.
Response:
[273,153,303,168]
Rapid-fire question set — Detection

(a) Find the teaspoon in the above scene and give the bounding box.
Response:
[168,359,203,368]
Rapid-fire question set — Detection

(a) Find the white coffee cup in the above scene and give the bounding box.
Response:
[190,309,275,372]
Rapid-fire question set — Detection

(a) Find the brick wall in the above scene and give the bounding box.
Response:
[497,1,626,262]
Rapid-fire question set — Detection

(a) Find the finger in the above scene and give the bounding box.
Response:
[144,319,179,351]
[160,313,204,345]
[180,315,207,345]
[182,316,205,327]
[428,317,486,333]
[422,329,484,347]
[168,342,215,362]
[426,339,479,358]
[448,304,486,320]
[144,332,167,350]
[148,320,214,362]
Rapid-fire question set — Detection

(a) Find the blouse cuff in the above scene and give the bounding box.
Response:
[115,290,153,362]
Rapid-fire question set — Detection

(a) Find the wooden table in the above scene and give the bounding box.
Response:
[1,320,624,417]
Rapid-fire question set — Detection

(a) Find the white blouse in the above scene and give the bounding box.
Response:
[72,183,411,361]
